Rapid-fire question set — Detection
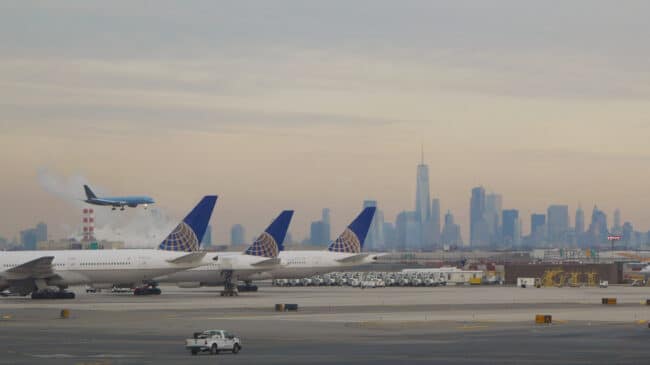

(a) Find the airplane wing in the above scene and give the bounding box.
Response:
[4,256,55,279]
[166,252,207,264]
[335,253,370,263]
[250,258,282,267]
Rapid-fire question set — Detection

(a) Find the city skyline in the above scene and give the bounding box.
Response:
[4,157,646,251]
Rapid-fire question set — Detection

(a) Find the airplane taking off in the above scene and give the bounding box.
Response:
[156,210,294,295]
[0,195,217,299]
[84,184,155,210]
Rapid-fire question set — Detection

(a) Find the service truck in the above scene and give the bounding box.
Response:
[185,330,242,355]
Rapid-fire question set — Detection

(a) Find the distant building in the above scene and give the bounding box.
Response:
[547,205,570,243]
[415,153,431,249]
[588,206,608,245]
[20,228,38,250]
[309,209,331,246]
[382,222,396,249]
[575,206,585,246]
[470,186,489,247]
[35,222,47,242]
[530,214,546,244]
[396,211,420,250]
[612,209,622,234]
[485,193,502,247]
[430,198,441,246]
[441,210,462,246]
[230,224,245,246]
[502,210,519,245]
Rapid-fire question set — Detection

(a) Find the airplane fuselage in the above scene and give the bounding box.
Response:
[158,251,376,286]
[0,249,204,291]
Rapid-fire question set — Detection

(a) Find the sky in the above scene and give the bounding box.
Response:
[1,1,650,246]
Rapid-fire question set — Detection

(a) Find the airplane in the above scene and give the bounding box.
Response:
[0,195,217,299]
[83,184,155,210]
[156,210,294,296]
[250,206,379,281]
[160,207,377,292]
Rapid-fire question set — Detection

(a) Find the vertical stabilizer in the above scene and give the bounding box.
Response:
[245,210,294,257]
[158,196,218,252]
[328,207,376,253]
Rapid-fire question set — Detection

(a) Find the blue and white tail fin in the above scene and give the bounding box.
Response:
[158,196,218,252]
[245,210,294,258]
[328,207,376,253]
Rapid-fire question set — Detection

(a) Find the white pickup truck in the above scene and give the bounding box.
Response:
[185,330,242,355]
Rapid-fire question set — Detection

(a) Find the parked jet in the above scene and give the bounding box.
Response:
[83,184,155,210]
[160,207,377,292]
[251,207,379,280]
[156,210,294,296]
[0,195,217,299]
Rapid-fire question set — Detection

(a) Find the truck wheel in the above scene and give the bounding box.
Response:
[232,344,240,354]
[211,344,218,355]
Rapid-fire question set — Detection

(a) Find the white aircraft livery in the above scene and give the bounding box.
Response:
[156,210,294,294]
[0,195,217,299]
[249,206,378,281]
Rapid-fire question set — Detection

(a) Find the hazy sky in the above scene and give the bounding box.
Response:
[2,1,650,245]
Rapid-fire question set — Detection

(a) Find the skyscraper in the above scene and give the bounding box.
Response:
[470,186,488,247]
[575,206,585,246]
[415,151,431,249]
[415,152,431,224]
[310,209,331,246]
[396,211,420,251]
[612,209,622,233]
[441,210,462,246]
[485,193,502,247]
[575,206,585,234]
[502,209,519,245]
[35,222,47,242]
[588,206,608,244]
[547,205,570,243]
[230,224,245,246]
[430,198,441,245]
[530,214,546,244]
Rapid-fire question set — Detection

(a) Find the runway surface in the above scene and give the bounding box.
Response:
[2,285,650,364]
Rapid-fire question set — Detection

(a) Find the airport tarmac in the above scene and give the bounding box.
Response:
[2,285,650,364]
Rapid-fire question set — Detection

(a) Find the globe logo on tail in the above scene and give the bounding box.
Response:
[245,232,279,258]
[328,228,361,253]
[158,222,199,252]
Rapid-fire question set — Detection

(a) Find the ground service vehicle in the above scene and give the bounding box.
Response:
[186,330,242,355]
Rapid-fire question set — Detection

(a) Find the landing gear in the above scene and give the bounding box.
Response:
[31,289,75,300]
[237,280,258,292]
[112,207,116,211]
[134,282,161,296]
[120,206,125,211]
[220,271,238,296]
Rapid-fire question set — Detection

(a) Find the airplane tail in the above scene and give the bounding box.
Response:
[158,196,218,252]
[244,210,294,258]
[83,185,97,200]
[328,207,376,253]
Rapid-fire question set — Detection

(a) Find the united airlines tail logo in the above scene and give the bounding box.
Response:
[245,232,279,258]
[328,228,361,253]
[158,222,199,252]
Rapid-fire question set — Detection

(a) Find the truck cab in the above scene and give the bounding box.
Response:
[185,329,242,355]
